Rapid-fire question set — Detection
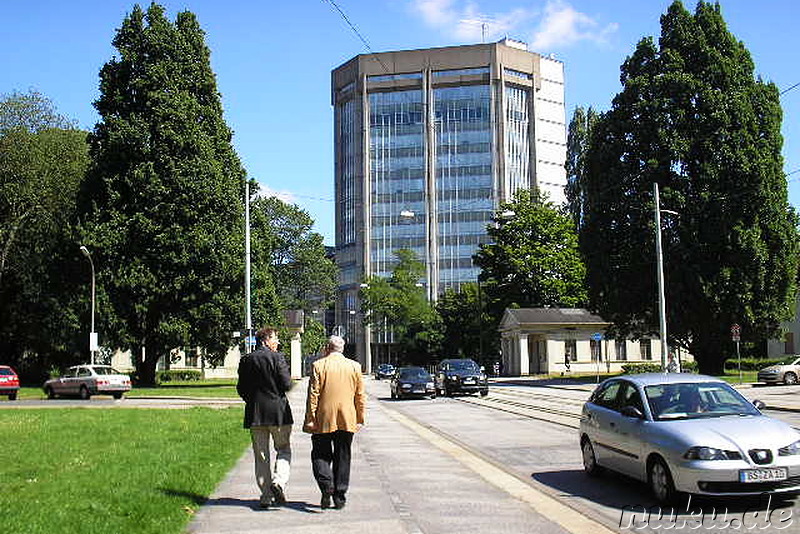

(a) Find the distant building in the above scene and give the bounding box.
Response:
[331,39,567,371]
[499,308,665,375]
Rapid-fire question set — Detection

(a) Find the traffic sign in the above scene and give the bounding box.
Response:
[591,332,603,342]
[731,324,741,342]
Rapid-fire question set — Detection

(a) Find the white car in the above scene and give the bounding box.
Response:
[44,365,131,400]
[580,373,800,503]
[757,357,800,385]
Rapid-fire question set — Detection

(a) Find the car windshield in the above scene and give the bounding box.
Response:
[93,366,123,375]
[645,381,760,420]
[399,368,429,380]
[448,360,478,371]
[0,368,14,376]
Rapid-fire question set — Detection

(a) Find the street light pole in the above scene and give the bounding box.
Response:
[79,246,96,365]
[653,183,679,372]
[244,182,253,354]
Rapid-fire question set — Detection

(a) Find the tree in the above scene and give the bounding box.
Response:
[474,189,588,326]
[436,282,495,365]
[79,4,247,385]
[0,90,89,379]
[250,195,337,314]
[360,249,442,365]
[580,1,799,374]
[565,106,599,231]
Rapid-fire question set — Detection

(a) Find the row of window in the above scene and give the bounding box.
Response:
[563,339,653,361]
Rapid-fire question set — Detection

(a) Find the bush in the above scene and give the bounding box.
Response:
[156,369,203,383]
[680,360,698,372]
[621,363,663,374]
[723,357,793,372]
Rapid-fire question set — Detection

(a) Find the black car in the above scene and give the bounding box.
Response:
[374,363,396,380]
[435,359,488,397]
[390,367,436,399]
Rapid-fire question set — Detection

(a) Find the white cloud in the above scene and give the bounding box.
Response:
[409,0,616,51]
[530,1,618,50]
[257,183,296,204]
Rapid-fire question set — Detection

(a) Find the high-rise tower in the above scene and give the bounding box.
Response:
[332,39,567,370]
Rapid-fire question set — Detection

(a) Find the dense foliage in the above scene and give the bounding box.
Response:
[78,4,249,384]
[360,249,442,365]
[579,1,799,374]
[0,91,90,380]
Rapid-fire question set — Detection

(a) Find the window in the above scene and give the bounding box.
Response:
[593,381,622,410]
[185,349,199,368]
[639,339,652,360]
[785,332,795,355]
[618,382,644,413]
[564,339,577,361]
[433,67,489,77]
[504,67,532,80]
[615,340,627,361]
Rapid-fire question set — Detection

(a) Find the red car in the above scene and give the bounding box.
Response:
[0,365,20,400]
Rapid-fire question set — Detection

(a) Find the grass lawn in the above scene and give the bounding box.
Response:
[13,380,242,400]
[0,407,250,534]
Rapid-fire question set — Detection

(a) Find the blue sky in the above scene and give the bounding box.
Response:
[3,0,798,245]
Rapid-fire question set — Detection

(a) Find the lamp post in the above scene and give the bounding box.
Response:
[653,183,679,372]
[79,246,97,365]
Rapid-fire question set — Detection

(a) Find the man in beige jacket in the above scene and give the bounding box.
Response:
[303,335,366,510]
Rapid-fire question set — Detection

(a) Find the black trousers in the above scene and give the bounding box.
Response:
[311,430,353,496]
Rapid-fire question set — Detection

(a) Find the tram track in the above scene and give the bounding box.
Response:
[454,388,583,429]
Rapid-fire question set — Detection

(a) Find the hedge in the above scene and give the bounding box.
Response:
[723,357,798,372]
[156,369,203,383]
[621,360,698,374]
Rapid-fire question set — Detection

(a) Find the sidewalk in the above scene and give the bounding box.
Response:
[186,378,576,534]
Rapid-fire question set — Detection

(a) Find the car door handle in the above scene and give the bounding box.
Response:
[609,422,616,428]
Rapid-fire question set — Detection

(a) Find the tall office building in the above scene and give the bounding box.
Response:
[332,39,567,370]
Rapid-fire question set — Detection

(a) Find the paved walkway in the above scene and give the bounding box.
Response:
[186,378,576,534]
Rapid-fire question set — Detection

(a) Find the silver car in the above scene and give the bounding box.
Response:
[580,373,800,502]
[44,365,132,400]
[758,357,800,385]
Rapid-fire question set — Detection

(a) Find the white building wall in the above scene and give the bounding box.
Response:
[534,56,566,206]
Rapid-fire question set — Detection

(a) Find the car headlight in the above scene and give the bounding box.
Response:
[779,440,800,456]
[684,446,742,460]
[426,382,434,389]
[401,383,412,389]
[448,375,459,381]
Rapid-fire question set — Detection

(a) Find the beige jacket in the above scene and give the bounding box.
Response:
[303,352,366,434]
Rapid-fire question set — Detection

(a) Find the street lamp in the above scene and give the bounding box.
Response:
[653,183,679,372]
[79,245,97,365]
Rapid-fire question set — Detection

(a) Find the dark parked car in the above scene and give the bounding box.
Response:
[435,359,488,397]
[390,367,436,399]
[374,363,396,380]
[0,365,20,400]
[43,365,132,400]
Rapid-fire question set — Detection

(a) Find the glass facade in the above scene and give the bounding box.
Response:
[368,90,427,278]
[337,99,357,245]
[433,85,494,290]
[504,84,531,197]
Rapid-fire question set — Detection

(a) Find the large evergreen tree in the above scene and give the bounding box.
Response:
[581,1,799,373]
[565,105,599,231]
[79,4,248,384]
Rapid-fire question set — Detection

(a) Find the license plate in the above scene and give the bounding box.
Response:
[463,379,475,384]
[739,468,788,483]
[414,388,425,393]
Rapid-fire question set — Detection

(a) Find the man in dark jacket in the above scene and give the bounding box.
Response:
[237,326,294,508]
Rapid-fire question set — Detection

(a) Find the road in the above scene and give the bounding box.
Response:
[372,378,800,533]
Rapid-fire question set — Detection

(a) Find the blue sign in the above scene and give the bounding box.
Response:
[245,336,256,346]
[591,332,603,341]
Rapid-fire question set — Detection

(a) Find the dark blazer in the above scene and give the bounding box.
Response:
[237,345,294,428]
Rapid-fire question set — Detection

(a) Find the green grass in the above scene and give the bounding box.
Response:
[717,370,759,385]
[12,380,242,400]
[0,407,249,534]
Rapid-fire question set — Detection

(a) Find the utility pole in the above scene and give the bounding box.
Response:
[245,182,253,354]
[654,183,669,372]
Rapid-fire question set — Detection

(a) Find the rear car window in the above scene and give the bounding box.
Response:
[0,368,14,375]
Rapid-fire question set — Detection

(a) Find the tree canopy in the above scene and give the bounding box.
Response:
[474,188,588,317]
[78,3,248,384]
[580,1,799,373]
[360,249,442,365]
[0,90,89,379]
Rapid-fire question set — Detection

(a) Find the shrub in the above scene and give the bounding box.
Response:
[621,363,663,374]
[723,357,792,372]
[156,369,203,383]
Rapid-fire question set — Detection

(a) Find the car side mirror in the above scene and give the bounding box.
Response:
[620,405,644,419]
[753,399,766,410]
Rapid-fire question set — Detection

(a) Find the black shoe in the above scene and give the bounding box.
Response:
[259,493,273,509]
[320,493,332,509]
[333,493,346,509]
[271,483,286,505]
